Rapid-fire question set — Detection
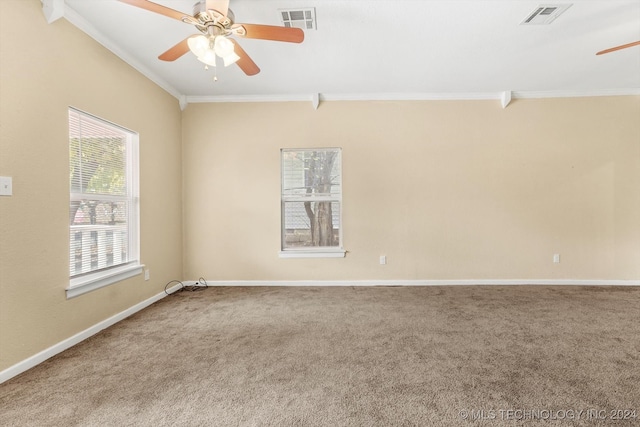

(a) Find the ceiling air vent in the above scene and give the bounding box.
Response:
[280,8,316,30]
[521,4,572,25]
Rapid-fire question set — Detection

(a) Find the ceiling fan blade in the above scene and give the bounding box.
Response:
[158,37,192,61]
[118,0,189,22]
[206,0,229,17]
[596,40,640,55]
[231,40,260,76]
[234,24,304,43]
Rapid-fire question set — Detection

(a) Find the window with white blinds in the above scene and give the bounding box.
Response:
[68,108,140,293]
[280,148,345,257]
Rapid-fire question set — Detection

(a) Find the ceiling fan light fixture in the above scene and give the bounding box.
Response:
[189,35,240,68]
[213,36,240,66]
[222,51,241,67]
[187,35,209,58]
[198,49,218,67]
[214,36,234,56]
[117,0,304,77]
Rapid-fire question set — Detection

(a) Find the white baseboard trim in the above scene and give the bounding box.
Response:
[185,279,640,287]
[0,283,183,385]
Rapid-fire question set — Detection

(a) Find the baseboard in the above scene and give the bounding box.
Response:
[185,279,640,287]
[0,283,183,385]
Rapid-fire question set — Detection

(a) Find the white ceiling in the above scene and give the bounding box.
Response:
[61,0,640,103]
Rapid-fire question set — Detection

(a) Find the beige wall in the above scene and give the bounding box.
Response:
[1,0,639,377]
[182,97,640,281]
[0,1,183,371]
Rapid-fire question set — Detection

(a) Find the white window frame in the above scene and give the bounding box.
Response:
[280,148,345,258]
[67,107,142,298]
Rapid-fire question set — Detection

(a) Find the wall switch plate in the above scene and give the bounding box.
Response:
[144,269,150,281]
[379,255,386,265]
[0,176,12,196]
[553,254,560,263]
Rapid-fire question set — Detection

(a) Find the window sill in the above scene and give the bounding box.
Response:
[279,250,346,258]
[67,263,144,299]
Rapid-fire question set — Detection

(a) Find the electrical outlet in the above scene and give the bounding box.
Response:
[379,255,387,265]
[144,269,150,281]
[553,254,560,263]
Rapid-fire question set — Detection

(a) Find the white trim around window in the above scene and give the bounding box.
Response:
[278,249,346,258]
[280,148,345,257]
[66,263,144,299]
[67,107,141,298]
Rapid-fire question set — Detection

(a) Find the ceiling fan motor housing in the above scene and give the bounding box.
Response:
[191,1,234,34]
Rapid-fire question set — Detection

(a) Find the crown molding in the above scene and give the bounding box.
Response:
[186,89,639,105]
[512,88,640,98]
[61,4,183,101]
[321,92,502,101]
[186,92,503,104]
[186,93,314,103]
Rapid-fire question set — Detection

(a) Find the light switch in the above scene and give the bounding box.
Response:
[0,176,12,196]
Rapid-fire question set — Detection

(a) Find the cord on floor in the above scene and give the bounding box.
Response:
[164,277,208,295]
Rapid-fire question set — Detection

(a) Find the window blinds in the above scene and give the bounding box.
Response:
[69,108,135,277]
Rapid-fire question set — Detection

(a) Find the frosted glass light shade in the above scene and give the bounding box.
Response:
[222,52,241,66]
[187,35,209,58]
[214,36,235,57]
[214,36,240,66]
[199,49,217,67]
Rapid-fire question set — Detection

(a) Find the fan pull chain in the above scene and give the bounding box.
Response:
[203,64,218,82]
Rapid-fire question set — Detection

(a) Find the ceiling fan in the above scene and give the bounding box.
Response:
[118,0,304,76]
[596,40,640,55]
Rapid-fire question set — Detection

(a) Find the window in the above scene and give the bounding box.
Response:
[280,148,344,257]
[67,108,141,298]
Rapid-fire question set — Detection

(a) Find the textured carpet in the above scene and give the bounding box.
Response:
[1,286,639,426]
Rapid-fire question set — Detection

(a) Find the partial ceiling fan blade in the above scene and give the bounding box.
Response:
[230,40,260,76]
[118,0,189,22]
[206,0,229,17]
[234,24,304,43]
[158,37,192,61]
[596,40,640,55]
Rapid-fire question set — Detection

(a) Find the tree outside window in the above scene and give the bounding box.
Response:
[281,148,343,254]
